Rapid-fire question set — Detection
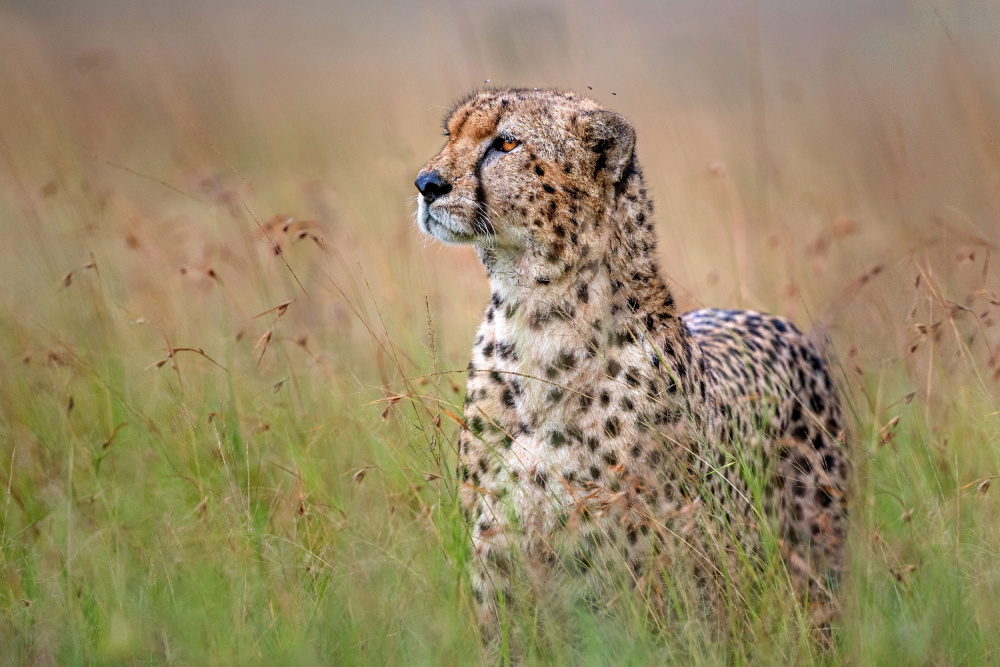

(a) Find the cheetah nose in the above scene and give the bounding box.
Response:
[415,170,452,203]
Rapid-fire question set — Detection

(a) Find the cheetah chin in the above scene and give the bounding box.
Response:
[416,197,477,244]
[414,87,849,636]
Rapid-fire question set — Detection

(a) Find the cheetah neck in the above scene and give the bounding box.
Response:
[475,179,695,419]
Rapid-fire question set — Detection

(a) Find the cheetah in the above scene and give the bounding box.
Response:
[414,88,849,633]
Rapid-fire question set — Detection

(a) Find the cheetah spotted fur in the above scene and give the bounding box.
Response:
[414,88,849,628]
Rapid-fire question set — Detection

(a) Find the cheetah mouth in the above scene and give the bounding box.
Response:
[418,202,477,244]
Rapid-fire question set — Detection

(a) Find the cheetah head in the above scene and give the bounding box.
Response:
[415,89,637,269]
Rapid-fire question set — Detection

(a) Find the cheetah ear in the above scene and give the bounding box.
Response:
[574,110,636,185]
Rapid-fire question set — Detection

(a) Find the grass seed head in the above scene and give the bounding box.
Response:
[879,416,901,447]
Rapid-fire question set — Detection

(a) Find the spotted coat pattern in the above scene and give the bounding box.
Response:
[414,88,848,625]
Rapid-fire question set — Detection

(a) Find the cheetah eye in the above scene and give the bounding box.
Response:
[492,136,520,153]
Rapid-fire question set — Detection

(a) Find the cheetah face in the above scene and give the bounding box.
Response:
[415,89,636,265]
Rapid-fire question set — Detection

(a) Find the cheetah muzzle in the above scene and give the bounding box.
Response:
[414,88,849,632]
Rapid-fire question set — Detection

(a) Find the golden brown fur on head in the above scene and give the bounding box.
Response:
[415,88,642,283]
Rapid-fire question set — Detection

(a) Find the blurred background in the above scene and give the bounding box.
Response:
[1,1,999,663]
[2,0,999,368]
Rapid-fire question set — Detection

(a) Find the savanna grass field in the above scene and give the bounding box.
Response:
[1,1,1000,664]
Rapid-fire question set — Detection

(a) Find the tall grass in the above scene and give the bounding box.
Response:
[0,1,999,663]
